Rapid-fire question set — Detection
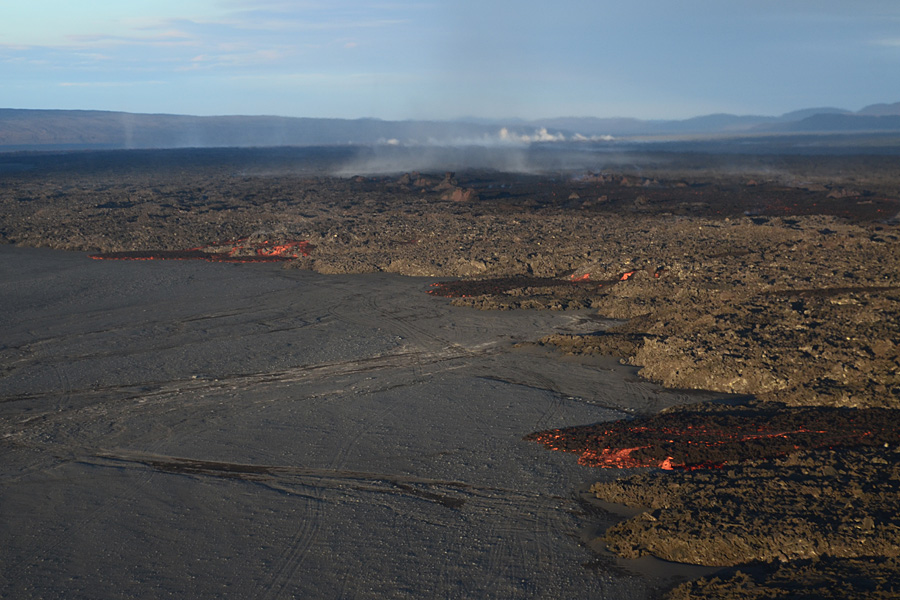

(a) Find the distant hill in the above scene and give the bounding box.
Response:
[765,113,900,133]
[2,103,900,151]
[537,114,774,136]
[777,107,851,121]
[857,102,900,117]
[0,109,508,150]
[529,116,647,136]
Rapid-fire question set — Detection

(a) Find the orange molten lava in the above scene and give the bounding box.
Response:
[255,241,312,257]
[89,239,314,262]
[529,430,676,468]
[428,266,666,298]
[526,406,899,470]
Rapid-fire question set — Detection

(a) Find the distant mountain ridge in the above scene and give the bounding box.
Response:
[857,101,900,116]
[765,113,900,133]
[2,102,900,150]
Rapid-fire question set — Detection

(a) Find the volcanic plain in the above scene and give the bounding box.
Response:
[2,145,900,598]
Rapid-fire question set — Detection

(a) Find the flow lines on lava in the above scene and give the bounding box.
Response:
[84,450,565,512]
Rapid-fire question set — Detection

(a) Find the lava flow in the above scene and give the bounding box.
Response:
[525,404,900,470]
[89,239,314,263]
[427,275,601,298]
[427,268,664,298]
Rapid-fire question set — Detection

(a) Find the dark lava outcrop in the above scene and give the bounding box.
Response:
[666,556,900,599]
[528,401,900,597]
[527,401,900,469]
[592,444,900,566]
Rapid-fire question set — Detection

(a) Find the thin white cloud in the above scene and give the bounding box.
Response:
[372,2,436,9]
[2,56,52,66]
[65,30,198,48]
[176,48,291,70]
[225,70,420,90]
[0,0,419,79]
[72,52,114,61]
[59,80,166,88]
[207,15,409,32]
[216,0,328,10]
[0,44,36,53]
[202,0,414,32]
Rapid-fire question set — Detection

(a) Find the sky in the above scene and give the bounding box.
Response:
[2,0,900,121]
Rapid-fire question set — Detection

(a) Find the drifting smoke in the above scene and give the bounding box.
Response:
[332,127,622,176]
[495,128,615,144]
[332,144,533,176]
[498,127,566,144]
[572,133,615,142]
[374,127,616,148]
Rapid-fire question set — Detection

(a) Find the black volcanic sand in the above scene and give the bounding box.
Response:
[3,146,900,598]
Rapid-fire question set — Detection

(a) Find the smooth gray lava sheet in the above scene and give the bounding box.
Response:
[0,246,707,599]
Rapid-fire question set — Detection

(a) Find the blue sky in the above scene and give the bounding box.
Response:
[3,0,900,120]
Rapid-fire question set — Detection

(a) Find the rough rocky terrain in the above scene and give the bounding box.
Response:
[2,146,900,598]
[593,443,900,565]
[665,556,900,599]
[528,400,900,597]
[595,442,900,599]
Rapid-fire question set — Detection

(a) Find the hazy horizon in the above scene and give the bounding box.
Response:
[4,1,900,122]
[0,103,887,123]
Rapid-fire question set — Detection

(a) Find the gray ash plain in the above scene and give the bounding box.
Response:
[1,245,701,599]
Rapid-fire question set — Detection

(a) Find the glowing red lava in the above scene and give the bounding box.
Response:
[526,404,900,470]
[254,241,311,257]
[89,239,314,263]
